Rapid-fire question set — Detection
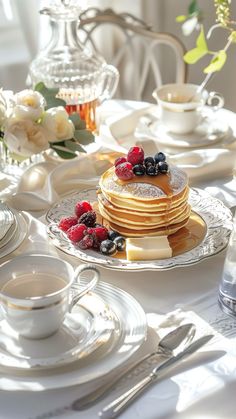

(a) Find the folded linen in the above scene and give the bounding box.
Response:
[108,107,236,184]
[7,153,111,211]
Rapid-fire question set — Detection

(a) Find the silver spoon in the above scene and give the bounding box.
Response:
[71,322,196,410]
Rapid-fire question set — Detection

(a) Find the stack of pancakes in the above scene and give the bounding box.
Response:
[98,165,191,237]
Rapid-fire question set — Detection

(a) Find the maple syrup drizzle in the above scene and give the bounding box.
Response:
[94,201,206,259]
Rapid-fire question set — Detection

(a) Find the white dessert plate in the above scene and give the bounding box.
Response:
[0,279,147,391]
[46,187,233,271]
[136,113,231,149]
[0,202,15,243]
[0,211,28,259]
[0,292,114,370]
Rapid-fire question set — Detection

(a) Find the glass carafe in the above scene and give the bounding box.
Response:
[28,0,119,131]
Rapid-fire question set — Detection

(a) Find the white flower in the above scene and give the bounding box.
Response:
[0,89,15,126]
[42,107,74,142]
[4,119,49,157]
[13,90,46,121]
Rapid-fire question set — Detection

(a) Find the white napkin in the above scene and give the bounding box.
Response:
[5,153,110,211]
[108,107,236,185]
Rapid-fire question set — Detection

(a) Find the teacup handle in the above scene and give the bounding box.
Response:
[207,91,224,111]
[69,264,100,312]
[99,64,119,103]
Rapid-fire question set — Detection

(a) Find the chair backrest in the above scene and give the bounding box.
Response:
[79,7,187,102]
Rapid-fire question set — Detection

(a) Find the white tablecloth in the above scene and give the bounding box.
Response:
[0,100,236,419]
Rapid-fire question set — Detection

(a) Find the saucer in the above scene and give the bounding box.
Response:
[0,279,147,391]
[136,114,230,149]
[0,292,114,369]
[0,211,28,259]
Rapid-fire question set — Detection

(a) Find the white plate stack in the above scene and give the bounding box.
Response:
[0,202,27,258]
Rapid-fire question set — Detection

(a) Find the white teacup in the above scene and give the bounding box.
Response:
[0,254,99,339]
[152,83,224,134]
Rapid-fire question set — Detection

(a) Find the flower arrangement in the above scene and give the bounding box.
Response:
[0,82,94,162]
[177,0,236,77]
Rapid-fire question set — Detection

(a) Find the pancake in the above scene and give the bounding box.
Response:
[98,163,190,238]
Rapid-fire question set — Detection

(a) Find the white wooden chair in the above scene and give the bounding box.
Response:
[79,7,187,102]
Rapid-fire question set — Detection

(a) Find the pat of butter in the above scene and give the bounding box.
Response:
[126,236,172,261]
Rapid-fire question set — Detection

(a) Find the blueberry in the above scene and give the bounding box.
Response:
[144,156,155,166]
[113,236,126,251]
[100,239,117,256]
[108,230,120,241]
[133,164,145,176]
[154,152,166,164]
[157,161,169,173]
[146,165,157,176]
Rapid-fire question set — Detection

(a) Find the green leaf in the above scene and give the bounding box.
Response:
[203,50,227,73]
[184,26,208,64]
[184,47,208,64]
[34,82,66,109]
[188,0,200,15]
[196,26,208,51]
[69,113,86,130]
[64,140,85,153]
[229,31,236,43]
[34,82,58,97]
[176,15,187,23]
[74,129,95,144]
[50,144,77,159]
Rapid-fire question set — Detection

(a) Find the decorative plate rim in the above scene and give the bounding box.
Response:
[46,188,233,272]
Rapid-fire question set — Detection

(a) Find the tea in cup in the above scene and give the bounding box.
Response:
[152,83,224,134]
[0,254,99,339]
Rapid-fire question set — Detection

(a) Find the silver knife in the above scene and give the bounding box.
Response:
[99,334,214,419]
[72,323,195,410]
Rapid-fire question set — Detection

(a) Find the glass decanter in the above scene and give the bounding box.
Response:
[28,0,119,131]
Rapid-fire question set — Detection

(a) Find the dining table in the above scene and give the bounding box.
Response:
[0,98,236,419]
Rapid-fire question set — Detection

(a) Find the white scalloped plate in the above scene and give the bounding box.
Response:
[46,188,233,271]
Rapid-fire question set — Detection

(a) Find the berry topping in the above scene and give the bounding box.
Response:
[58,216,78,232]
[75,201,92,218]
[67,223,87,242]
[78,210,96,227]
[133,164,145,176]
[87,226,108,242]
[78,234,94,250]
[114,156,127,167]
[154,152,166,164]
[127,146,144,166]
[108,230,120,241]
[113,236,126,251]
[100,239,117,256]
[157,161,169,174]
[115,162,134,181]
[146,165,158,176]
[144,156,155,166]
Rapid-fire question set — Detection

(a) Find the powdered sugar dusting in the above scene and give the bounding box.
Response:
[101,165,187,199]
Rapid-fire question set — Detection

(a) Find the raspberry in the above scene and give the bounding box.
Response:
[114,156,127,167]
[115,162,134,181]
[78,211,96,227]
[78,234,94,250]
[127,146,144,166]
[87,226,108,242]
[67,223,87,242]
[58,216,78,232]
[74,201,92,218]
